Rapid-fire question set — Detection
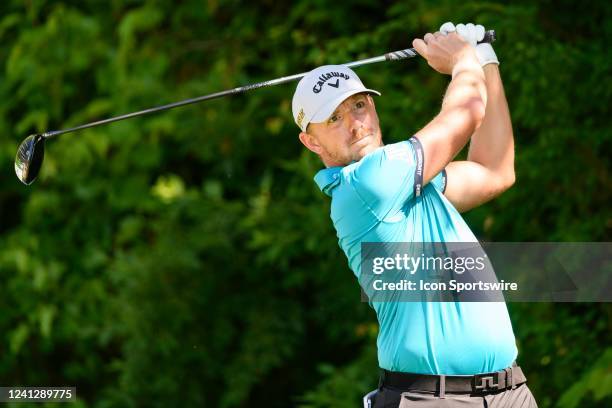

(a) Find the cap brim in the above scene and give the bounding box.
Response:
[308,88,381,126]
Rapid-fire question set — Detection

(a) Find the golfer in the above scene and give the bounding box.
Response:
[291,23,538,407]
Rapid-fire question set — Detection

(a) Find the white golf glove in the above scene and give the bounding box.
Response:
[439,22,499,66]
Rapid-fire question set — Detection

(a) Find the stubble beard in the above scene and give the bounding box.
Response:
[325,135,382,166]
[352,132,383,161]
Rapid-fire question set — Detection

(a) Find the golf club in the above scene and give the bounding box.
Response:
[15,30,495,185]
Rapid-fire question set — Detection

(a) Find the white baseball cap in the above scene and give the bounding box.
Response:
[292,65,380,132]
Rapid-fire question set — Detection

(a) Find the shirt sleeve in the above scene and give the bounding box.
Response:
[430,168,448,193]
[346,140,418,219]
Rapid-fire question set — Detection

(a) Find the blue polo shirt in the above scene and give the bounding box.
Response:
[314,139,517,375]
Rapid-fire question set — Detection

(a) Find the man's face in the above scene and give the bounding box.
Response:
[299,93,383,167]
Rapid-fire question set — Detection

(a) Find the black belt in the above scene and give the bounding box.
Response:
[379,362,527,397]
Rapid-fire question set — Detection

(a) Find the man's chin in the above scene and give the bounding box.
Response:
[354,142,381,161]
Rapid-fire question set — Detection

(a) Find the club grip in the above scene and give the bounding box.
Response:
[385,29,497,62]
[480,30,496,44]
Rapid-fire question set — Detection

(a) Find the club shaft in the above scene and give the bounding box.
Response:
[43,30,495,139]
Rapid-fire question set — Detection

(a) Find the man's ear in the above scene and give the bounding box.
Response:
[298,131,323,154]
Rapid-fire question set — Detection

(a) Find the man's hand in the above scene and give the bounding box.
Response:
[440,22,499,66]
[412,32,479,75]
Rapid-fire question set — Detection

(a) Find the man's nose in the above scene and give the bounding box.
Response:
[349,115,365,134]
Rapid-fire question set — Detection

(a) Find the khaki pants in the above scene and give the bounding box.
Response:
[372,383,538,407]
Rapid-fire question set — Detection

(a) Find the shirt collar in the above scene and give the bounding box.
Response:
[314,167,342,196]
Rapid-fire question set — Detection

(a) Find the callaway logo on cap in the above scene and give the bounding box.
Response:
[292,65,380,132]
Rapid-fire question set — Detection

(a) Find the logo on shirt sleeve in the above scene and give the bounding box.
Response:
[385,143,414,164]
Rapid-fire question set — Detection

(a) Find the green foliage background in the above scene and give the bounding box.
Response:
[0,0,610,407]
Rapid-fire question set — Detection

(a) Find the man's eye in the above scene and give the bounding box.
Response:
[329,115,338,123]
[355,101,366,109]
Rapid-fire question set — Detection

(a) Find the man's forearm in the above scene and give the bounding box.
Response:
[466,65,515,183]
[411,33,488,184]
[442,59,487,116]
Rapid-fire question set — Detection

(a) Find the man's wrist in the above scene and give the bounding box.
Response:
[451,58,483,79]
[476,43,499,66]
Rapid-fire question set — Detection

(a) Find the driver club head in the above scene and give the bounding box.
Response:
[15,134,46,185]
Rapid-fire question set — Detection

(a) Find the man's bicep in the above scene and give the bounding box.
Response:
[444,161,509,212]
